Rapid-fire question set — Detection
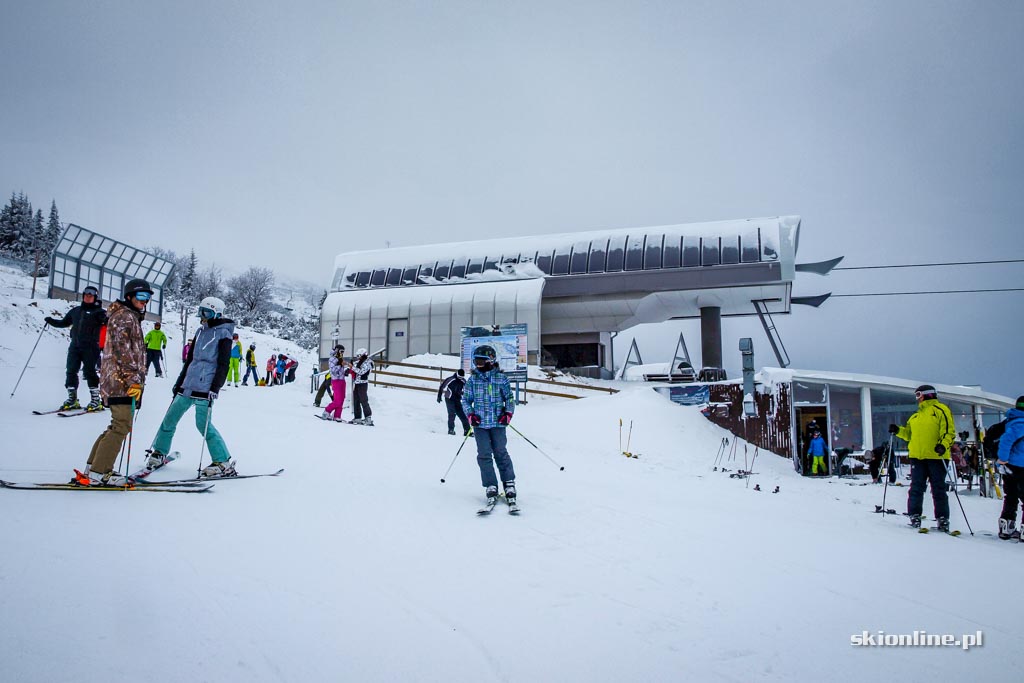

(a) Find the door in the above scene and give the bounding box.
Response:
[387,318,409,362]
[795,406,829,475]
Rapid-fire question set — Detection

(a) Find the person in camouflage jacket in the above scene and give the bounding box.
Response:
[75,279,151,486]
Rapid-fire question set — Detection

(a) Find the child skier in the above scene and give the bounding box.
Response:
[808,430,829,475]
[143,296,237,477]
[461,344,516,507]
[243,343,260,386]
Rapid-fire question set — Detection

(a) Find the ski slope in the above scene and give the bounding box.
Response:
[0,266,1018,682]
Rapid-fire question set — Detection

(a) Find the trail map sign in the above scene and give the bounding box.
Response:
[460,324,528,382]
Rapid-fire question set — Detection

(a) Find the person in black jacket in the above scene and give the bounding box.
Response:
[45,285,108,411]
[437,369,470,435]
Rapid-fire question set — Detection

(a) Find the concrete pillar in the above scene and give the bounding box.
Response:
[860,386,873,450]
[700,306,722,369]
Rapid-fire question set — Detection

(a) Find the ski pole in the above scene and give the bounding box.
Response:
[944,458,974,536]
[508,424,565,471]
[124,397,136,490]
[625,420,633,455]
[196,397,213,478]
[440,432,472,483]
[10,324,47,398]
[879,434,894,517]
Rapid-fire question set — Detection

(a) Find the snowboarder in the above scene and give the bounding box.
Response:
[350,348,374,425]
[242,343,260,386]
[71,279,150,486]
[437,368,470,436]
[144,321,167,378]
[807,430,829,475]
[227,333,242,387]
[889,384,957,532]
[144,296,237,477]
[319,345,352,421]
[461,344,516,506]
[996,395,1024,540]
[44,284,108,411]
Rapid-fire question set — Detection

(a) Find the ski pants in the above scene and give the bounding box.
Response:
[314,376,332,406]
[324,379,347,419]
[474,427,515,489]
[811,455,825,475]
[286,367,297,383]
[227,358,240,384]
[907,459,951,520]
[1000,463,1024,522]
[243,366,260,385]
[87,403,133,474]
[151,394,231,464]
[66,344,100,390]
[352,383,372,419]
[445,397,470,435]
[146,349,164,376]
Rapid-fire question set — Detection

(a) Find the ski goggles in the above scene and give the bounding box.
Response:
[198,306,215,319]
[134,291,152,302]
[82,287,99,297]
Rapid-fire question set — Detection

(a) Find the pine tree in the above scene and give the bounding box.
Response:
[0,193,15,253]
[181,248,198,300]
[45,200,62,255]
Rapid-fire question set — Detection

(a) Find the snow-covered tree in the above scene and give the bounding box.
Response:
[226,266,276,324]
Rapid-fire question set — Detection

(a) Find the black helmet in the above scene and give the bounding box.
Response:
[82,285,99,299]
[123,278,154,299]
[473,344,497,372]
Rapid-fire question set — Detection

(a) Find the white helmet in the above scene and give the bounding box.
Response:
[356,348,368,357]
[198,296,225,319]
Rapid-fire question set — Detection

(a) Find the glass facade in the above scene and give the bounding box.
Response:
[333,226,780,290]
[828,385,864,449]
[870,389,917,452]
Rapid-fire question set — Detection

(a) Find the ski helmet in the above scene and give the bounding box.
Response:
[82,285,99,300]
[123,278,154,300]
[249,343,256,350]
[473,344,497,372]
[198,296,225,320]
[356,348,367,357]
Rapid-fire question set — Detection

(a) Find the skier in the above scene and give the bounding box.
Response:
[227,333,242,387]
[144,321,168,378]
[461,345,516,507]
[350,348,374,425]
[182,337,193,363]
[807,430,829,475]
[319,345,352,421]
[995,395,1024,540]
[889,384,957,532]
[144,296,237,477]
[266,354,278,386]
[44,284,108,411]
[242,343,260,386]
[275,354,287,385]
[313,369,333,407]
[284,355,298,384]
[71,279,150,486]
[437,368,470,436]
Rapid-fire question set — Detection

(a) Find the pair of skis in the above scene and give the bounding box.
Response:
[477,494,519,516]
[32,408,101,418]
[131,453,284,485]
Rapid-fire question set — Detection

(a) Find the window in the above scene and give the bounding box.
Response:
[569,241,590,274]
[551,246,571,275]
[741,228,761,263]
[644,234,663,269]
[682,236,700,267]
[663,235,681,268]
[450,260,467,279]
[370,269,387,286]
[606,236,626,271]
[345,272,357,286]
[483,256,498,272]
[588,239,607,273]
[418,262,434,281]
[434,260,451,280]
[624,235,644,271]
[701,236,720,266]
[402,267,418,284]
[355,271,371,287]
[466,258,482,276]
[385,268,402,286]
[535,250,554,274]
[721,235,739,265]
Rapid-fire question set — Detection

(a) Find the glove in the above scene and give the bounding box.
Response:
[498,412,513,426]
[934,444,946,456]
[127,384,143,401]
[888,424,899,434]
[44,316,56,326]
[469,413,482,427]
[437,397,442,404]
[208,391,219,402]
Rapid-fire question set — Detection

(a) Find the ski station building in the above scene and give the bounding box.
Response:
[319,215,839,377]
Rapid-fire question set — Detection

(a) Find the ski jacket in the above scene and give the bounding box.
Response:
[807,436,829,457]
[245,348,258,367]
[144,329,167,351]
[352,358,374,385]
[328,354,351,381]
[175,317,235,398]
[895,398,956,461]
[266,357,277,374]
[230,340,242,360]
[99,300,146,406]
[997,409,1024,467]
[46,301,107,349]
[461,368,514,429]
[276,358,286,375]
[182,344,191,362]
[438,373,465,403]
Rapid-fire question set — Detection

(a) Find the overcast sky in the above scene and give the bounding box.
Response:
[1,1,1021,396]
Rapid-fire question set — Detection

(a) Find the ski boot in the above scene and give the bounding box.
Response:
[998,518,1018,540]
[59,389,80,411]
[201,460,237,478]
[486,485,498,504]
[448,429,456,435]
[144,449,168,471]
[350,418,364,425]
[85,387,105,412]
[908,514,922,529]
[363,417,374,427]
[88,470,129,487]
[503,480,516,504]
[936,517,950,534]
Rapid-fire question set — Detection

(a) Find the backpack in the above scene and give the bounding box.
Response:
[982,421,1006,459]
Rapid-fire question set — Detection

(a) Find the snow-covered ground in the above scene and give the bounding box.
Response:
[0,265,1018,682]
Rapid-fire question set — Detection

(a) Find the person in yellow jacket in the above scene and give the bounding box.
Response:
[888,384,956,532]
[144,321,168,378]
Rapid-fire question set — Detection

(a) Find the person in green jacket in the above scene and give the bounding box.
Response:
[889,384,957,532]
[144,321,168,378]
[227,333,243,387]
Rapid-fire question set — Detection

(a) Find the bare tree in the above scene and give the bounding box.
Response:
[194,264,224,301]
[226,266,276,316]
